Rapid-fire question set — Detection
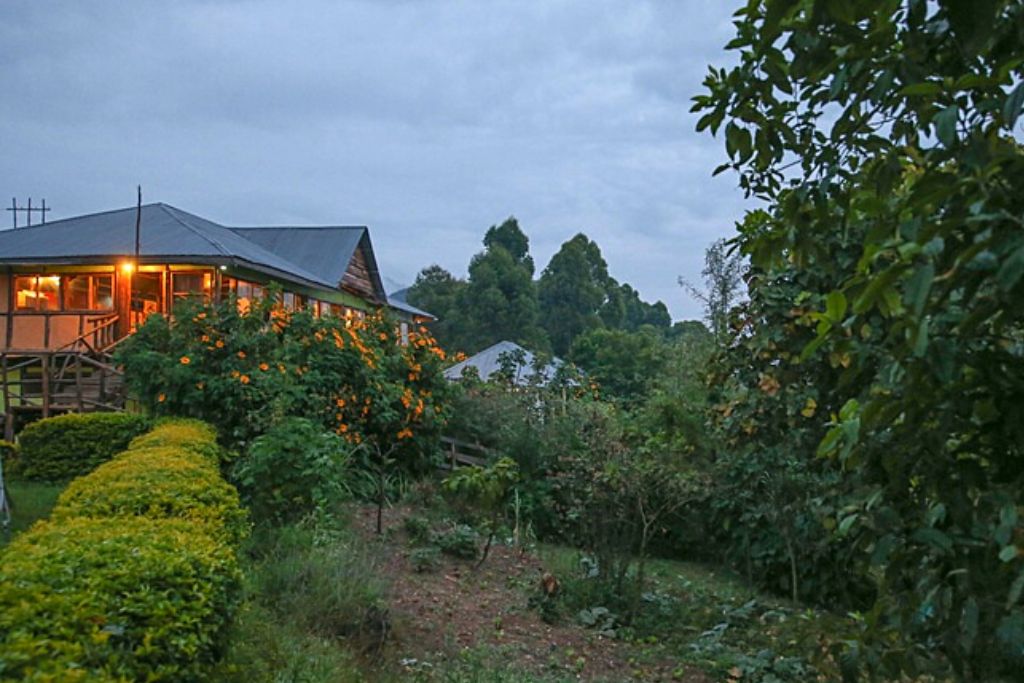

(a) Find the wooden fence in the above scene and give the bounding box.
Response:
[439,436,492,470]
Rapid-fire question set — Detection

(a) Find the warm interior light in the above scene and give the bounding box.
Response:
[121,262,135,274]
[220,265,228,271]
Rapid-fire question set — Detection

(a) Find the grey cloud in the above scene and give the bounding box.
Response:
[0,0,750,320]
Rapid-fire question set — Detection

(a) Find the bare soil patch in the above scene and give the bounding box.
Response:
[352,505,709,682]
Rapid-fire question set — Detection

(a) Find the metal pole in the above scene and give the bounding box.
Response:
[26,198,31,228]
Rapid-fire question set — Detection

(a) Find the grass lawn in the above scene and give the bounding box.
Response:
[2,478,64,543]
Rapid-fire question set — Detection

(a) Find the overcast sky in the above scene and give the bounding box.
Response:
[0,1,750,320]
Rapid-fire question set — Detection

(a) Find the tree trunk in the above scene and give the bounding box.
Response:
[475,531,494,569]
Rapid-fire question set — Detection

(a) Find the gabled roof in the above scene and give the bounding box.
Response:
[0,203,386,300]
[443,340,567,385]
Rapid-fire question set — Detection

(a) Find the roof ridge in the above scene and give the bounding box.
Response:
[157,204,231,257]
[231,225,367,231]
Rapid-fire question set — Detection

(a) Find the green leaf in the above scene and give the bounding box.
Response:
[1003,82,1024,128]
[913,527,953,553]
[901,82,942,97]
[1000,545,1019,563]
[996,245,1024,291]
[934,105,958,148]
[826,290,847,322]
[905,262,934,317]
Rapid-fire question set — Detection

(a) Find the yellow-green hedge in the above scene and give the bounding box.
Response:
[52,446,248,544]
[0,517,241,682]
[128,417,224,462]
[0,418,246,681]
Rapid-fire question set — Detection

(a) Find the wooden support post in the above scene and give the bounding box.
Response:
[40,354,50,418]
[450,439,457,470]
[2,354,11,441]
[75,355,83,412]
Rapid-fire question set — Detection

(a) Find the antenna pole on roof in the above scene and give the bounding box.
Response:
[6,198,51,229]
[134,186,142,265]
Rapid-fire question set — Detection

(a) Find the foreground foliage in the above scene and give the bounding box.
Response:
[695,1,1024,678]
[0,418,244,681]
[14,412,150,481]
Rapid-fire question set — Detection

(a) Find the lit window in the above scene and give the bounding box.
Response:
[172,272,212,301]
[63,274,114,311]
[15,275,60,311]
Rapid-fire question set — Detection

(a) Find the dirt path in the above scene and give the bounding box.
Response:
[353,505,708,682]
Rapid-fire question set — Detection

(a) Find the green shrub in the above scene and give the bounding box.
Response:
[0,439,19,476]
[403,514,433,545]
[436,524,480,560]
[16,412,150,481]
[409,546,442,573]
[0,516,242,681]
[233,417,352,524]
[128,417,224,462]
[52,446,248,544]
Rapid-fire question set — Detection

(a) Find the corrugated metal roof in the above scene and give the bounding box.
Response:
[0,203,372,292]
[387,287,436,320]
[443,340,566,385]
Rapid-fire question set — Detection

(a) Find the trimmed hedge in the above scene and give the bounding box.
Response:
[52,447,248,544]
[129,417,224,462]
[0,517,241,682]
[0,418,245,681]
[17,412,150,481]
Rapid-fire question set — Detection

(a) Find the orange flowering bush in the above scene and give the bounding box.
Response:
[115,294,453,472]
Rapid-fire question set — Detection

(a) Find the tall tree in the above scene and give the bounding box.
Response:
[406,265,467,352]
[678,239,744,341]
[538,233,611,356]
[457,224,548,354]
[696,1,1024,678]
[484,217,534,275]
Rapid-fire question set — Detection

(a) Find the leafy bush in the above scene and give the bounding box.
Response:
[51,446,248,544]
[232,417,352,524]
[409,546,442,573]
[16,412,149,481]
[403,514,433,545]
[436,524,480,560]
[0,516,242,681]
[128,417,224,462]
[0,439,19,476]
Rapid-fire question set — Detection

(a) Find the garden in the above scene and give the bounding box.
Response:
[2,3,1023,681]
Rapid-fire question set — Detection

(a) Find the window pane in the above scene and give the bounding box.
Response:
[63,275,91,310]
[172,273,211,300]
[15,276,37,310]
[94,275,113,309]
[37,276,60,311]
[282,292,296,311]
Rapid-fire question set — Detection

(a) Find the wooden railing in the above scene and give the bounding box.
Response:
[439,436,493,469]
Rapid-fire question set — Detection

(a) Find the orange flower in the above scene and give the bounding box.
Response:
[201,335,210,343]
[259,362,269,371]
[237,350,246,359]
[338,423,348,433]
[157,393,166,403]
[335,398,346,408]
[379,332,388,341]
[180,356,191,365]
[196,381,205,390]
[197,312,207,320]
[231,370,240,378]
[240,374,250,384]
[396,427,414,440]
[215,339,225,349]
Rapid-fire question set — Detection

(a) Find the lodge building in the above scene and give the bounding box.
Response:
[0,202,431,437]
